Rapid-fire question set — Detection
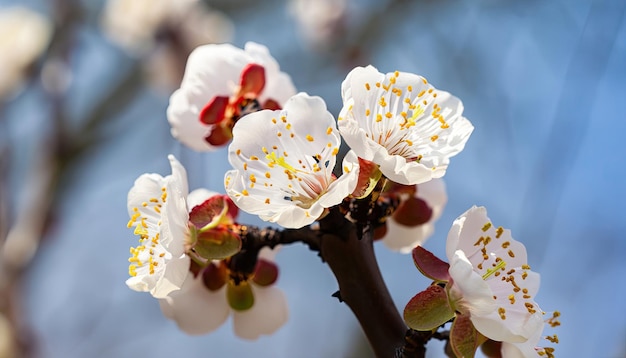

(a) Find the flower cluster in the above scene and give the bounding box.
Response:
[126,155,287,339]
[405,206,559,357]
[125,40,557,357]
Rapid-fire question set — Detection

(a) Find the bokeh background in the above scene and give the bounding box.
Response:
[1,0,625,357]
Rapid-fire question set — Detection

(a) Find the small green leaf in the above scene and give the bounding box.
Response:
[227,281,254,311]
[404,285,455,331]
[449,313,485,358]
[412,246,450,282]
[194,228,242,260]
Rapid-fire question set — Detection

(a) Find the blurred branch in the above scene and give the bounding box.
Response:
[0,0,146,356]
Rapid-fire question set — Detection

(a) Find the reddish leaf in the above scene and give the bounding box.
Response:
[351,157,382,199]
[223,195,239,220]
[412,246,450,282]
[239,63,265,97]
[450,313,485,358]
[393,196,432,227]
[200,96,229,125]
[189,196,227,229]
[403,285,455,331]
[227,281,254,311]
[252,259,279,286]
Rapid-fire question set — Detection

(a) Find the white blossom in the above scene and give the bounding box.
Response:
[126,155,190,298]
[338,65,473,185]
[225,93,359,228]
[167,42,296,151]
[446,206,544,344]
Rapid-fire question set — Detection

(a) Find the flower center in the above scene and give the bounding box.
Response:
[359,71,452,161]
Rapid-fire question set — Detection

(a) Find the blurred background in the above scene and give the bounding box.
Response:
[0,0,624,357]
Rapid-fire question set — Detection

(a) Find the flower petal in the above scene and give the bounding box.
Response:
[381,178,447,252]
[448,250,496,316]
[158,275,230,335]
[232,286,288,340]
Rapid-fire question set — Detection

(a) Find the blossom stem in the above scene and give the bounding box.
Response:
[318,208,424,357]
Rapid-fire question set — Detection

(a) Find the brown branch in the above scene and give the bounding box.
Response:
[318,208,417,358]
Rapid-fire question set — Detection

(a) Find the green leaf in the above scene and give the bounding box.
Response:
[449,313,486,358]
[194,228,242,260]
[403,285,455,331]
[412,246,450,282]
[227,281,254,311]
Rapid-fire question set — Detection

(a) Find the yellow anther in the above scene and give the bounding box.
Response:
[306,135,314,142]
[134,225,148,236]
[482,222,492,232]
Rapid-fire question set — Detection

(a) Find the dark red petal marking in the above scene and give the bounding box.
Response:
[200,96,229,125]
[205,123,233,146]
[238,63,266,97]
[262,98,281,110]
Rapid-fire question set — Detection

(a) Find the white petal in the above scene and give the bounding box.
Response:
[244,42,296,105]
[158,275,230,335]
[232,286,288,340]
[474,270,543,342]
[315,150,360,208]
[501,324,545,357]
[382,221,433,253]
[167,90,216,151]
[150,254,191,298]
[448,250,496,316]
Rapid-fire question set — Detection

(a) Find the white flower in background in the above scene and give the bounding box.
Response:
[101,0,233,54]
[381,178,447,253]
[288,0,348,50]
[446,206,544,344]
[338,65,474,185]
[225,93,360,229]
[126,155,191,298]
[159,247,289,339]
[0,6,52,99]
[167,42,297,151]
